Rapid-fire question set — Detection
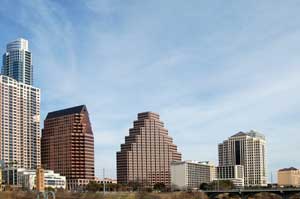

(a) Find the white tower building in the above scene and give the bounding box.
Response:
[218,131,267,187]
[0,39,40,171]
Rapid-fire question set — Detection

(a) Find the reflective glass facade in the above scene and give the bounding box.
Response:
[2,38,33,85]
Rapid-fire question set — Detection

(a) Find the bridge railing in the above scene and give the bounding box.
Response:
[204,188,300,193]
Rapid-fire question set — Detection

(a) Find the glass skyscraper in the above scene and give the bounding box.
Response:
[0,39,40,173]
[2,38,33,85]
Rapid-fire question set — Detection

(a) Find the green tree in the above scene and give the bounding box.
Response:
[128,180,142,191]
[86,181,100,192]
[199,182,210,190]
[153,182,166,192]
[45,186,55,192]
[105,183,120,191]
[210,180,235,190]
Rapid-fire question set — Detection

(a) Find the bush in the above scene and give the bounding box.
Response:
[128,181,143,191]
[153,183,166,192]
[199,183,210,191]
[45,186,55,192]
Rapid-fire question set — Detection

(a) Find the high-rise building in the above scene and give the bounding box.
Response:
[117,112,181,187]
[218,131,267,187]
[0,39,40,171]
[278,167,300,187]
[0,76,40,169]
[171,161,215,190]
[2,38,33,85]
[41,105,94,190]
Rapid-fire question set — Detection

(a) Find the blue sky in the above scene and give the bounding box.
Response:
[1,0,300,180]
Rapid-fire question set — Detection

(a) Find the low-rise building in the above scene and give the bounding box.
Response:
[216,165,244,187]
[95,177,117,184]
[2,167,19,186]
[2,168,65,190]
[278,167,300,187]
[0,160,4,191]
[18,169,66,190]
[0,167,2,191]
[171,161,215,190]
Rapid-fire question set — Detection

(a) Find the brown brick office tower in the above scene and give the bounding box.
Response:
[117,112,181,188]
[41,105,94,190]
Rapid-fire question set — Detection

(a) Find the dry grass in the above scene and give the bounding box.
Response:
[1,191,300,199]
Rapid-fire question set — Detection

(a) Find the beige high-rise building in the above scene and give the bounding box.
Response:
[218,131,267,187]
[278,167,300,187]
[117,112,181,187]
[0,75,40,169]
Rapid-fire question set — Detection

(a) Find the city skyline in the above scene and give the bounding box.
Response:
[1,1,300,179]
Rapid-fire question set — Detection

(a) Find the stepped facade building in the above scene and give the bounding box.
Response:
[117,112,181,187]
[41,105,94,190]
[218,131,267,187]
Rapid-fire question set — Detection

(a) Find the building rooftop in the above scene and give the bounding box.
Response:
[6,38,29,51]
[247,130,265,140]
[46,105,86,119]
[230,130,265,140]
[172,160,214,166]
[137,111,160,120]
[231,132,247,137]
[279,167,298,172]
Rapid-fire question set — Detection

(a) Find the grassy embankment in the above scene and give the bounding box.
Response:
[1,191,300,199]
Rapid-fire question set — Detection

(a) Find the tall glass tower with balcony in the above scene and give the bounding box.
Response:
[2,38,33,85]
[0,39,40,175]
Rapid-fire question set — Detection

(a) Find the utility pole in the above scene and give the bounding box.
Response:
[103,168,106,195]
